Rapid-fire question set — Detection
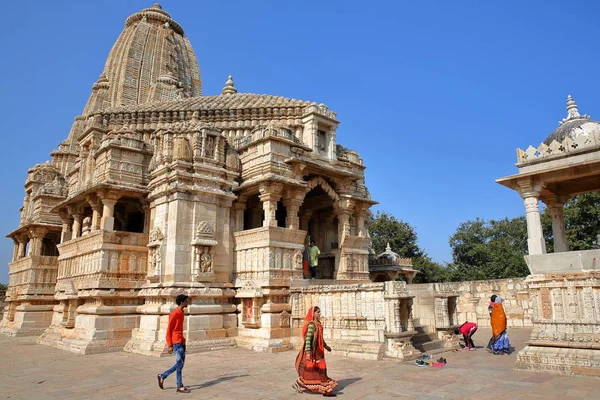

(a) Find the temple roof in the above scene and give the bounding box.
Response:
[100,93,315,114]
[543,95,600,145]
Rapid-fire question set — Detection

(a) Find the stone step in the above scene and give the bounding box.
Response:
[412,339,447,353]
[411,332,438,344]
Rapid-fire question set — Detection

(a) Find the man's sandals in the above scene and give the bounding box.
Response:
[157,375,164,390]
[176,387,191,393]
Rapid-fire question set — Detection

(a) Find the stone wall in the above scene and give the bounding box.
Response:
[410,278,532,329]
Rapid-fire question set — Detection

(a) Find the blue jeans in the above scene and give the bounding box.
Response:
[160,343,186,388]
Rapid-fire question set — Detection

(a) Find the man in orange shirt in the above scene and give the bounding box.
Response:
[157,294,190,393]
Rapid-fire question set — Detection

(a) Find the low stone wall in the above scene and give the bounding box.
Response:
[410,278,532,329]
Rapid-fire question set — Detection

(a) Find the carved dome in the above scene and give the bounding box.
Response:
[543,96,600,145]
[82,4,202,114]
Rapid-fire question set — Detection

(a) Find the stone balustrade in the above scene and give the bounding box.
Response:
[233,226,306,286]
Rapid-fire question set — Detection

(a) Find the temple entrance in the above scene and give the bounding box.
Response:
[299,183,338,279]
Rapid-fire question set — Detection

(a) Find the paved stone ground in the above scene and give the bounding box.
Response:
[0,328,597,399]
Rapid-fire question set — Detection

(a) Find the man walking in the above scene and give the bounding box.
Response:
[309,240,320,279]
[157,294,191,393]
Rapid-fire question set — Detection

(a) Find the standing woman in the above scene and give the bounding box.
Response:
[490,296,511,355]
[293,306,338,397]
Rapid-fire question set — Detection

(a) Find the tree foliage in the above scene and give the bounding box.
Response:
[367,211,448,283]
[542,192,600,252]
[447,217,529,281]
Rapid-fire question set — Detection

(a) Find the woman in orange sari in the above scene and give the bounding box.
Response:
[489,296,511,355]
[293,306,338,397]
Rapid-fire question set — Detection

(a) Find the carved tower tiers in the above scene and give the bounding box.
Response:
[125,123,240,356]
[1,162,64,337]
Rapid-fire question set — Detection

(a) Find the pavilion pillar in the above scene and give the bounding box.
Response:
[519,181,546,255]
[546,196,569,253]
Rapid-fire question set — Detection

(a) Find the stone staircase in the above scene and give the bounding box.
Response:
[410,319,450,356]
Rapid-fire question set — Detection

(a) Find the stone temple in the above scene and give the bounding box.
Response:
[1,4,429,358]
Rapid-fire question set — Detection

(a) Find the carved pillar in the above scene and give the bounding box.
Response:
[337,213,351,244]
[16,237,26,259]
[29,227,47,256]
[72,214,83,239]
[233,195,247,232]
[11,238,19,262]
[435,297,450,328]
[355,208,367,238]
[60,217,73,243]
[327,130,336,160]
[88,200,102,232]
[523,196,546,255]
[519,181,546,255]
[283,189,303,230]
[259,182,283,227]
[99,195,119,232]
[546,198,568,253]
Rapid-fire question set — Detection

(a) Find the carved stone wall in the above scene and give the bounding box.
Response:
[289,281,416,361]
[515,272,600,376]
[410,278,532,329]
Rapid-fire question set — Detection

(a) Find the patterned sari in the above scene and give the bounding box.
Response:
[294,307,338,394]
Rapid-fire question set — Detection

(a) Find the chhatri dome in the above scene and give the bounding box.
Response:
[543,95,600,145]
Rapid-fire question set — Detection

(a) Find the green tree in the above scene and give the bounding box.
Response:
[367,211,448,283]
[447,216,529,281]
[542,192,600,252]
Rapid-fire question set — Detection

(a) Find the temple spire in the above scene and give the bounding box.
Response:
[566,95,581,119]
[559,95,589,125]
[385,242,392,252]
[222,74,237,95]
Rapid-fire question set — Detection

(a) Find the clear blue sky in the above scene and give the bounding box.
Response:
[1,0,599,283]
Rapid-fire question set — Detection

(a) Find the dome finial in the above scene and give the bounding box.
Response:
[559,94,590,125]
[222,74,238,95]
[386,242,391,252]
[152,3,162,9]
[566,95,581,119]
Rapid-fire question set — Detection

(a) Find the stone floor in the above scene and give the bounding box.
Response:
[0,328,597,399]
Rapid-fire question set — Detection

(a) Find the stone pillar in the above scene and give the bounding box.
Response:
[547,200,568,253]
[16,237,26,259]
[233,196,247,232]
[29,227,47,256]
[90,204,102,232]
[337,213,351,244]
[60,217,73,243]
[327,130,336,160]
[355,207,367,237]
[523,196,546,255]
[283,189,303,230]
[100,198,118,231]
[72,214,83,239]
[259,182,282,228]
[12,239,19,262]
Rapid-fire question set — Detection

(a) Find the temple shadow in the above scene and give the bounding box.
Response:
[188,374,250,389]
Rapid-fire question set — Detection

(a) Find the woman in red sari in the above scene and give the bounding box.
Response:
[293,306,338,397]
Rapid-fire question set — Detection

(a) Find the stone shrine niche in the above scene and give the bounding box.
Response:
[191,221,217,282]
[236,281,264,329]
[147,227,164,282]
